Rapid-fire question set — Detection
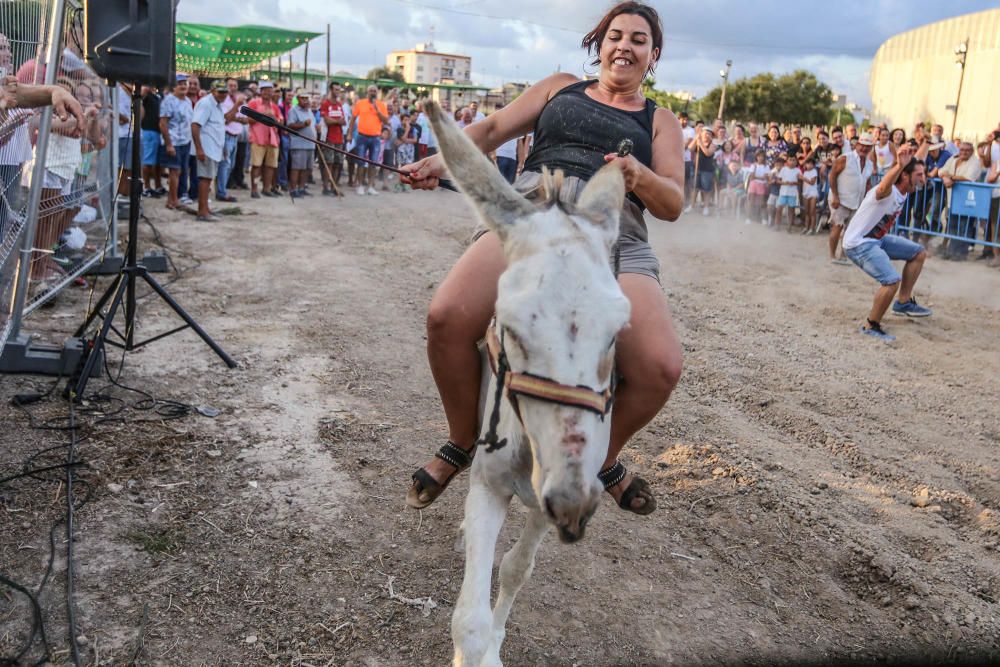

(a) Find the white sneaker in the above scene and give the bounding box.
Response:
[702,207,709,216]
[179,196,193,205]
[367,186,379,196]
[744,218,753,225]
[356,186,366,196]
[683,205,692,213]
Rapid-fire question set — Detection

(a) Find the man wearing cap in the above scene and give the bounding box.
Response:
[347,85,388,196]
[842,144,931,342]
[319,83,346,195]
[190,81,229,221]
[287,90,316,198]
[828,132,875,264]
[247,81,281,199]
[159,74,194,209]
[216,78,246,203]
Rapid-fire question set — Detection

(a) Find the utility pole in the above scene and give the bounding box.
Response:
[326,24,331,85]
[717,59,732,121]
[303,41,309,90]
[950,38,968,141]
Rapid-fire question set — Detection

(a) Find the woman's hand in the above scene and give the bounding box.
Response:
[399,153,446,190]
[603,153,642,191]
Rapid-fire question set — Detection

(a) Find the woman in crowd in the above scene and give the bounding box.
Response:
[764,124,788,167]
[746,149,769,224]
[743,122,763,166]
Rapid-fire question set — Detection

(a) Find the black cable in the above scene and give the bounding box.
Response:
[65,399,82,667]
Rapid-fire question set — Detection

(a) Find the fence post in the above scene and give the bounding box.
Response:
[8,0,67,341]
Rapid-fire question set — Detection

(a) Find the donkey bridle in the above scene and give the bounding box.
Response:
[477,319,616,453]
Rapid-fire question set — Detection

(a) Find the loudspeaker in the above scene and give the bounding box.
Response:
[84,0,176,86]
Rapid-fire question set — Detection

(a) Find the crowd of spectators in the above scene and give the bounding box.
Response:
[679,113,1000,267]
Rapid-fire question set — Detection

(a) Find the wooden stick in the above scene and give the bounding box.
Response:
[316,145,343,198]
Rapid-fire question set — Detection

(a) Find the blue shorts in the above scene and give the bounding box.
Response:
[118,136,134,165]
[777,194,798,208]
[140,130,161,166]
[354,133,380,164]
[161,142,190,170]
[845,234,924,286]
[696,171,715,192]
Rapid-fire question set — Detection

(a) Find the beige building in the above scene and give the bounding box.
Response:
[869,8,1000,141]
[387,43,472,85]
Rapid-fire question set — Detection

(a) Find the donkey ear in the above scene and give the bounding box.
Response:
[424,101,534,238]
[576,162,625,239]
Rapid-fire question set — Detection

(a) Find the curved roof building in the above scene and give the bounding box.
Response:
[869,8,1000,141]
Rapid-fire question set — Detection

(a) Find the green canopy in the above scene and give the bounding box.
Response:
[175,23,322,76]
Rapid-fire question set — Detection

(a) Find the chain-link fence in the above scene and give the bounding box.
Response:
[1,0,120,352]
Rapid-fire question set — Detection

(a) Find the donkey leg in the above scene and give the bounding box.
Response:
[485,509,550,664]
[452,479,510,667]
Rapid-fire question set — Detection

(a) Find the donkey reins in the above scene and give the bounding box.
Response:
[477,319,616,453]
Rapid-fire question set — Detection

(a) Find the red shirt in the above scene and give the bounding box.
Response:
[319,99,345,144]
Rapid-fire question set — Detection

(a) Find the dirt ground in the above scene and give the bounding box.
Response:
[2,182,1000,666]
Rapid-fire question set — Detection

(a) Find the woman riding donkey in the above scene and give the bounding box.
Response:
[401,1,684,516]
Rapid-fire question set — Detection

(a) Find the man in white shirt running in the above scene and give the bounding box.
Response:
[842,144,931,342]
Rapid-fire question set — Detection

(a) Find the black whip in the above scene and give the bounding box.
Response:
[239,105,458,192]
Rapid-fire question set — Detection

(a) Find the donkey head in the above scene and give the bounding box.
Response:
[425,102,631,543]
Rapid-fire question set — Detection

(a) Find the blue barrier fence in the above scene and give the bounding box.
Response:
[896,178,1000,252]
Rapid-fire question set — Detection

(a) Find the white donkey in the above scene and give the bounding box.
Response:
[423,102,632,667]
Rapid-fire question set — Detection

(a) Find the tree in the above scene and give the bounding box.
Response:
[695,70,835,126]
[366,66,405,83]
[641,78,695,114]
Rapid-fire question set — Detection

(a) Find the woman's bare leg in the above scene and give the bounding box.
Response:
[603,273,683,509]
[414,232,506,499]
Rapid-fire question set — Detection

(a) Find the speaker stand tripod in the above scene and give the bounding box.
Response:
[69,85,236,399]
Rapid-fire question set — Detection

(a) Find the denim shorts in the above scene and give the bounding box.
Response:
[845,235,924,285]
[777,194,798,207]
[354,133,380,164]
[140,130,161,166]
[696,171,715,192]
[162,142,190,169]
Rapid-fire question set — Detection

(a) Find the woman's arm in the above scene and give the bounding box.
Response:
[401,72,578,187]
[612,107,684,221]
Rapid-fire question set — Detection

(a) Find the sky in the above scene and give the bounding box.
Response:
[176,0,998,108]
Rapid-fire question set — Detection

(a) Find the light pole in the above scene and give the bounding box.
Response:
[717,59,732,121]
[950,38,968,141]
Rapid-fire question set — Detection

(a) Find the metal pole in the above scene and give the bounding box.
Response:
[950,38,968,142]
[9,0,67,340]
[717,59,732,121]
[108,86,121,259]
[326,24,331,85]
[303,41,309,90]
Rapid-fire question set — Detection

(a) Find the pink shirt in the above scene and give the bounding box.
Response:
[247,98,280,147]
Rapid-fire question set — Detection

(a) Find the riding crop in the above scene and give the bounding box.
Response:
[239,105,459,192]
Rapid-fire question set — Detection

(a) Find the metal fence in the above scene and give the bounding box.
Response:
[0,0,120,353]
[897,177,1000,254]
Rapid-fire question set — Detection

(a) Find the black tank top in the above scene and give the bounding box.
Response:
[522,80,656,210]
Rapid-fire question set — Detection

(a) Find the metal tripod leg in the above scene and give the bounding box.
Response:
[72,271,129,399]
[136,268,237,368]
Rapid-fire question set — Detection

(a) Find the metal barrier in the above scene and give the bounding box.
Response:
[897,177,1000,252]
[0,0,120,361]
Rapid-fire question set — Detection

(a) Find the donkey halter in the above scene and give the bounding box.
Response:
[477,319,616,453]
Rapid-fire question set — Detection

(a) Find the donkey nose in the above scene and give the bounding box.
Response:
[543,490,599,544]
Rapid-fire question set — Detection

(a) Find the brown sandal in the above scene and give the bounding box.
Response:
[598,461,656,515]
[406,441,475,509]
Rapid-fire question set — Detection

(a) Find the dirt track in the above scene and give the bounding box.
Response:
[2,186,1000,666]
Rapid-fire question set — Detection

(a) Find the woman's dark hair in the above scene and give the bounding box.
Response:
[582,2,663,75]
[890,128,906,144]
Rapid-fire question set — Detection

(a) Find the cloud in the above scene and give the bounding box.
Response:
[177,0,999,107]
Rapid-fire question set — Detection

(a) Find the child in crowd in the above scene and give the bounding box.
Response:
[777,154,801,229]
[378,125,394,191]
[720,159,746,215]
[767,155,784,227]
[801,157,819,234]
[747,150,769,224]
